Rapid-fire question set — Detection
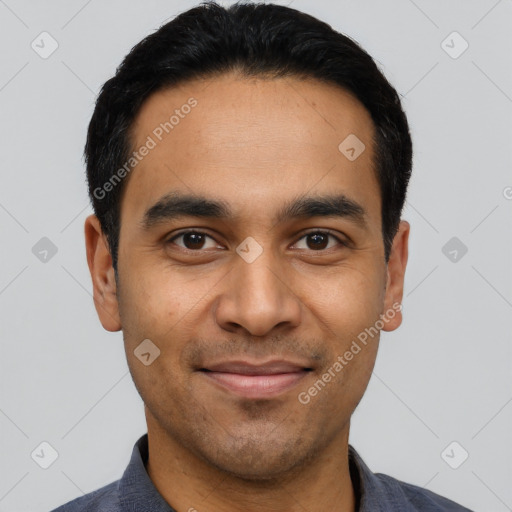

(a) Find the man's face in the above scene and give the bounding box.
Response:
[88,73,408,479]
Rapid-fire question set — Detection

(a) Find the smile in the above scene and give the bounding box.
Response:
[199,360,313,399]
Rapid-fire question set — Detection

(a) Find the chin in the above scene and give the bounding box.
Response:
[199,434,313,482]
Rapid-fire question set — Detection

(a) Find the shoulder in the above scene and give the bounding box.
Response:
[374,472,474,511]
[348,445,473,511]
[50,480,120,512]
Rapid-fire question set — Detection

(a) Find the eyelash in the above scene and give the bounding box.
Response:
[165,229,348,252]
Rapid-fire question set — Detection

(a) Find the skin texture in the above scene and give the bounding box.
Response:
[85,72,409,512]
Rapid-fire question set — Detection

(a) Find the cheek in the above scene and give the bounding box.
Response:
[119,267,187,337]
[117,267,212,383]
[119,271,189,406]
[304,262,386,336]
[295,334,378,434]
[299,265,384,410]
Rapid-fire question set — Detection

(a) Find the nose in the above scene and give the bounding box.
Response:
[213,248,302,337]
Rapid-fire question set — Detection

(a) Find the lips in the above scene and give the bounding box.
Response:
[199,360,312,398]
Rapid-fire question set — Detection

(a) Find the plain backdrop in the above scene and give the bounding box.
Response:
[1,1,511,511]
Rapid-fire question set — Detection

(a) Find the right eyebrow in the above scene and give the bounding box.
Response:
[140,193,232,231]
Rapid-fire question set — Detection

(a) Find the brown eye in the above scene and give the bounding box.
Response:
[167,231,219,250]
[182,232,206,249]
[306,232,329,250]
[293,231,345,251]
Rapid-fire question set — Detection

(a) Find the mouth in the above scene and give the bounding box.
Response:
[198,360,313,399]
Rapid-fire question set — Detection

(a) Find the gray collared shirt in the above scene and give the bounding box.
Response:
[51,434,473,511]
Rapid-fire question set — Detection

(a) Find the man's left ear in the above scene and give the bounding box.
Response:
[382,220,409,332]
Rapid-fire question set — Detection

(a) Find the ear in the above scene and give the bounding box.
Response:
[382,220,409,332]
[84,214,122,332]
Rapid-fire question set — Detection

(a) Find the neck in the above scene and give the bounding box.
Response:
[145,416,356,512]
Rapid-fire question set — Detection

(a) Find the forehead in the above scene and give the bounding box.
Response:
[121,72,379,229]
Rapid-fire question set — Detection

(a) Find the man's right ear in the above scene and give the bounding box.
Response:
[84,214,122,332]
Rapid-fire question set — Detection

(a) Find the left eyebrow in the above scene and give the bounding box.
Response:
[140,191,368,231]
[273,193,368,229]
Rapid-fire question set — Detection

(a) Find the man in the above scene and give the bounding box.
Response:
[52,2,472,511]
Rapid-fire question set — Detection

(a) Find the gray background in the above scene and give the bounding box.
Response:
[1,1,511,511]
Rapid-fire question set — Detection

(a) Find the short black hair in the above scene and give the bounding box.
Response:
[85,1,412,275]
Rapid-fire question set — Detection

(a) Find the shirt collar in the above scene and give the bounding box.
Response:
[119,434,176,512]
[348,444,398,511]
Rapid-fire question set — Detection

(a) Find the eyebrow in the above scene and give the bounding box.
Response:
[140,191,368,230]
